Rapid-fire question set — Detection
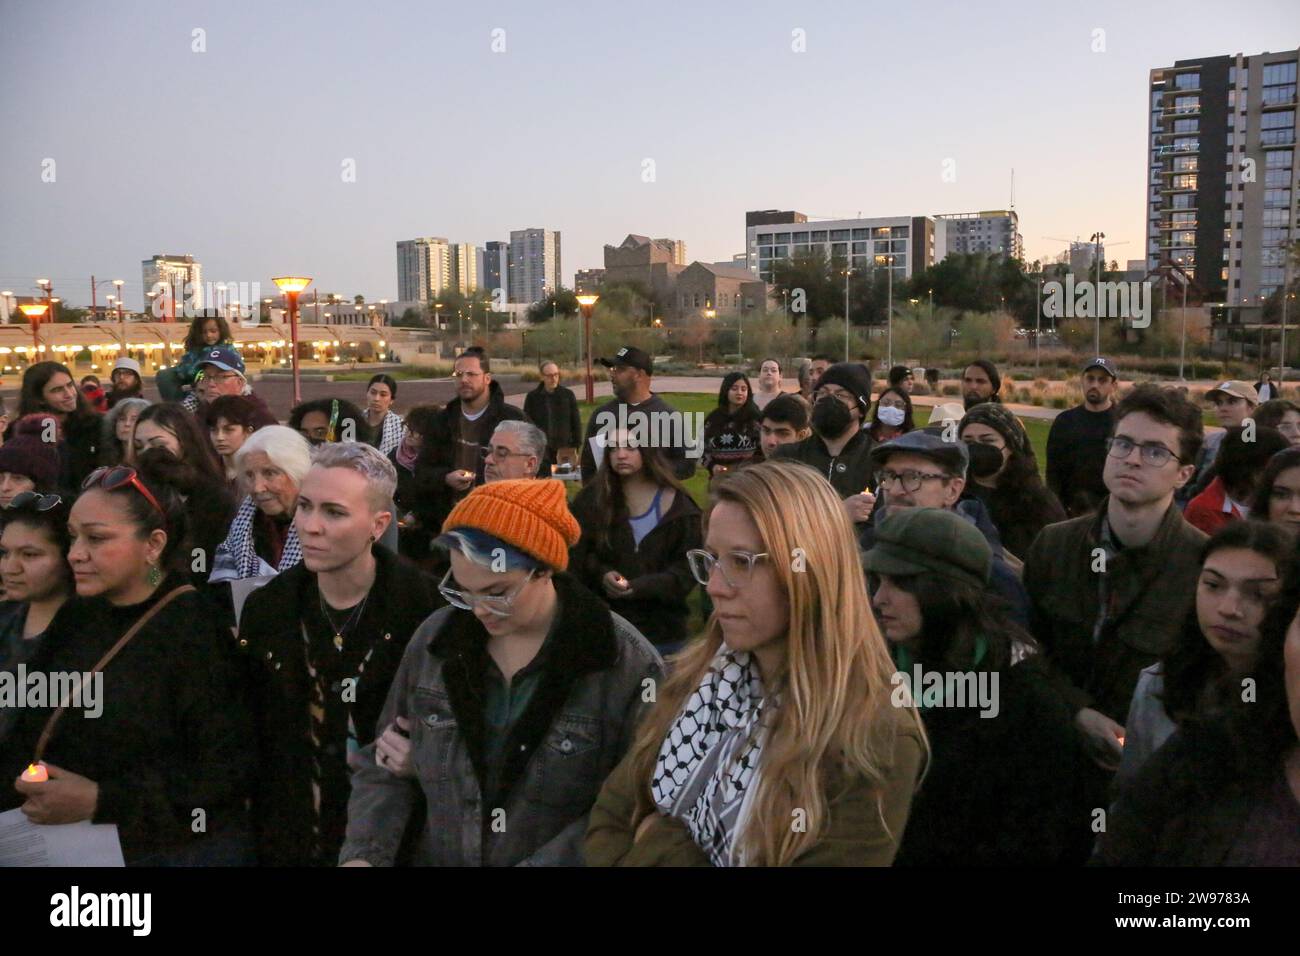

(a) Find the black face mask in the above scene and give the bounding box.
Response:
[812,395,854,438]
[966,441,1004,479]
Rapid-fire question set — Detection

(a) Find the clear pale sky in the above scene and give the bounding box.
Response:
[1,0,1296,307]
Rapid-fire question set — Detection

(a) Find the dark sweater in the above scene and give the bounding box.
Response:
[1045,404,1117,517]
[524,383,582,451]
[569,484,702,648]
[894,656,1082,866]
[0,580,251,865]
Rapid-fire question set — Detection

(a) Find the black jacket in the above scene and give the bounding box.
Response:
[893,656,1083,866]
[569,484,702,648]
[237,546,443,866]
[1045,404,1117,517]
[412,379,530,530]
[0,580,251,865]
[1096,722,1296,866]
[580,392,698,483]
[771,427,875,500]
[524,383,582,451]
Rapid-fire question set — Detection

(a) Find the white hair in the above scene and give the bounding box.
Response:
[234,425,312,485]
[309,441,397,510]
[492,420,547,462]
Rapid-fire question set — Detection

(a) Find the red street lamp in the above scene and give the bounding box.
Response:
[272,276,313,405]
[576,294,599,403]
[18,302,50,355]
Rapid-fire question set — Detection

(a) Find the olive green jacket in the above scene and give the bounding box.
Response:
[584,703,926,866]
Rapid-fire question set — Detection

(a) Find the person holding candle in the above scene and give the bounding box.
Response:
[1097,548,1300,865]
[0,467,251,864]
[569,435,701,653]
[701,372,762,479]
[864,507,1082,866]
[584,461,927,866]
[239,442,441,867]
[340,478,662,867]
[0,493,74,743]
[1114,520,1295,794]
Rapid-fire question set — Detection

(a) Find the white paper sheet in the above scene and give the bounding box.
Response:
[587,432,607,472]
[0,807,125,867]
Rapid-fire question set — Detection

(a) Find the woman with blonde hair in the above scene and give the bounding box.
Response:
[585,459,927,866]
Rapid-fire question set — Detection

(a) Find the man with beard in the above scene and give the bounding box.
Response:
[771,362,876,527]
[579,346,695,484]
[414,347,530,528]
[1046,358,1120,517]
[962,360,1002,409]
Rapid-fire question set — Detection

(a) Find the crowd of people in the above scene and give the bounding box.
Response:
[1,316,1297,867]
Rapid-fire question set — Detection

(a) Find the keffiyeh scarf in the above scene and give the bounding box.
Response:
[651,649,767,866]
[376,411,404,456]
[210,495,303,582]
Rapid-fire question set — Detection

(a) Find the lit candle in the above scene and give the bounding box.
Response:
[21,762,48,783]
[1116,735,1126,748]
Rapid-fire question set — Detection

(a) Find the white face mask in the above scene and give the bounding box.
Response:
[877,405,906,427]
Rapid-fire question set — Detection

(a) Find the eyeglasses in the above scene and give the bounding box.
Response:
[480,446,530,461]
[1105,436,1180,467]
[877,468,950,493]
[686,549,770,589]
[5,491,63,513]
[438,567,535,617]
[82,466,167,527]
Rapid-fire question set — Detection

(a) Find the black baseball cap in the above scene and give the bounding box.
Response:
[598,346,653,374]
[1082,357,1118,379]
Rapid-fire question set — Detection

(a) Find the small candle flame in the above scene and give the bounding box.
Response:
[23,763,48,782]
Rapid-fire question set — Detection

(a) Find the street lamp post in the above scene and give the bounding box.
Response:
[842,269,852,362]
[272,276,313,406]
[18,302,49,355]
[1090,231,1105,354]
[576,294,600,403]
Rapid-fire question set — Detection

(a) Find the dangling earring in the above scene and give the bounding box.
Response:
[147,562,162,587]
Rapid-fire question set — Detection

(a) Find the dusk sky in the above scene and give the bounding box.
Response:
[2,0,1296,308]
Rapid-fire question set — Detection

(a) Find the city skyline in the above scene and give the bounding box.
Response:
[1,0,1295,308]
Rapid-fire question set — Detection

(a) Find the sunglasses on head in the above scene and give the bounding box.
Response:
[5,491,63,513]
[82,466,167,527]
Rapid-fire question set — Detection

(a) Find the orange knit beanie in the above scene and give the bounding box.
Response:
[441,478,580,571]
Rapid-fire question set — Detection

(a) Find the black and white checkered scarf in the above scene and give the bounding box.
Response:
[210,495,303,581]
[650,648,767,866]
[376,411,403,456]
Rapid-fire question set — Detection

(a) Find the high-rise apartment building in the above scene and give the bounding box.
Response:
[1147,49,1298,306]
[396,237,452,302]
[934,210,1023,260]
[508,228,562,304]
[482,240,509,301]
[141,253,202,311]
[450,242,479,295]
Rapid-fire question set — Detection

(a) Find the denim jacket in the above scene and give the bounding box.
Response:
[340,573,663,866]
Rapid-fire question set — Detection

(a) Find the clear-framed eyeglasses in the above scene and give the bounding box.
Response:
[686,548,771,589]
[438,567,536,617]
[1105,436,1179,467]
